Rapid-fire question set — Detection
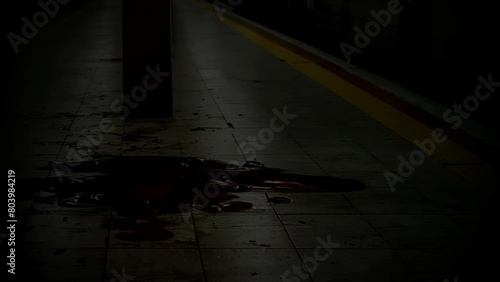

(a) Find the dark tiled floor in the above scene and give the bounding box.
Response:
[8,0,496,281]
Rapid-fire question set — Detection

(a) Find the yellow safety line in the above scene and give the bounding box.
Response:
[192,0,488,186]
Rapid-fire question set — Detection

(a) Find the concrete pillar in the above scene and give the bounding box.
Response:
[123,0,173,118]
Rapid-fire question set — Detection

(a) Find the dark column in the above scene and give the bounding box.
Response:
[123,0,173,118]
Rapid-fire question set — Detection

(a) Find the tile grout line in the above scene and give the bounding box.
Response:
[101,207,113,281]
[265,191,316,282]
[340,194,420,277]
[190,209,208,281]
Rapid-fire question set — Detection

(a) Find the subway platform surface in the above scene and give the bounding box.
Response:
[4,0,498,281]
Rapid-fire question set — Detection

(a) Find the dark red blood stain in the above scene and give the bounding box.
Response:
[218,201,253,212]
[26,157,366,244]
[267,196,293,205]
[33,157,365,218]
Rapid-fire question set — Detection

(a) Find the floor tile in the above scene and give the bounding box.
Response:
[201,249,310,282]
[19,248,106,282]
[281,215,388,248]
[20,215,110,248]
[268,192,357,215]
[108,215,197,249]
[105,249,204,281]
[364,215,464,249]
